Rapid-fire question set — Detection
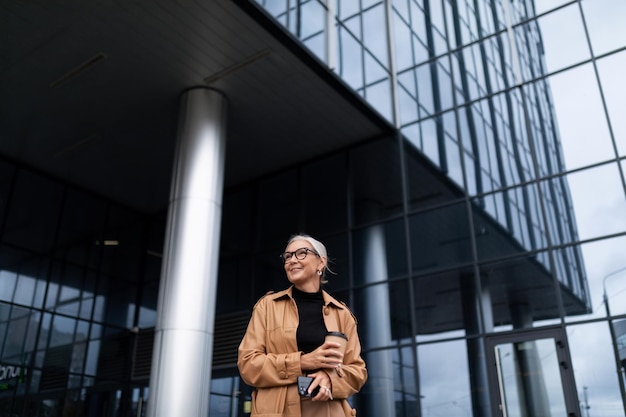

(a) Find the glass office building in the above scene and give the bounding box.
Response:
[1,0,626,416]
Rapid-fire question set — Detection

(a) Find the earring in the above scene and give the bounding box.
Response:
[317,270,322,276]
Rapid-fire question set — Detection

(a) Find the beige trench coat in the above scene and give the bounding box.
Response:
[237,286,367,417]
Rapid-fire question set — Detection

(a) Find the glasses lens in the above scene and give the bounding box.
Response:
[295,248,309,260]
[281,252,292,262]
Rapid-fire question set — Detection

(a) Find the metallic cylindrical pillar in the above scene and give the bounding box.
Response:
[362,223,396,417]
[146,87,227,417]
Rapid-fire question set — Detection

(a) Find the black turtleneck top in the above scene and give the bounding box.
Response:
[292,286,327,353]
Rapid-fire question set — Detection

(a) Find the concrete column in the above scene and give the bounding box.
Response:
[362,221,396,417]
[146,87,227,417]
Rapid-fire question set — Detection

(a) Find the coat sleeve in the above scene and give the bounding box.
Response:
[237,297,302,388]
[328,309,368,399]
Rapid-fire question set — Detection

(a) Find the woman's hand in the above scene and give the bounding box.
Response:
[300,341,344,371]
[305,371,334,401]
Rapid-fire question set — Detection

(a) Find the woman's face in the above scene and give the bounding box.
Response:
[283,239,326,292]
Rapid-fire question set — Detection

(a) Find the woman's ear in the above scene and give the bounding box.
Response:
[318,257,327,272]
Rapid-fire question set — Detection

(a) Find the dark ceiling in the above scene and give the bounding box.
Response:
[1,0,393,213]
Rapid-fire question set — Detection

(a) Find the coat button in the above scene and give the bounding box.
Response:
[324,307,330,315]
[279,372,286,379]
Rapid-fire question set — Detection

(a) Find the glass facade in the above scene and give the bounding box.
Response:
[251,0,626,413]
[1,0,626,417]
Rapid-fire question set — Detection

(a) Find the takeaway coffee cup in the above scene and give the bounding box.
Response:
[325,331,348,356]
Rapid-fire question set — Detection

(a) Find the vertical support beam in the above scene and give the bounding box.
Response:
[461,273,494,417]
[361,215,396,417]
[384,0,400,127]
[326,0,337,71]
[146,87,227,417]
[510,302,551,417]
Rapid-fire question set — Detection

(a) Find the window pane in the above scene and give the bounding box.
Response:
[414,271,467,341]
[597,51,626,158]
[565,236,626,323]
[567,164,626,241]
[418,340,471,417]
[355,280,411,348]
[409,203,473,272]
[363,4,388,68]
[582,0,626,56]
[534,0,570,15]
[360,345,416,417]
[338,24,364,89]
[533,5,590,74]
[0,269,17,303]
[366,78,392,121]
[353,220,408,285]
[548,64,613,171]
[483,252,563,330]
[350,138,403,225]
[567,322,625,415]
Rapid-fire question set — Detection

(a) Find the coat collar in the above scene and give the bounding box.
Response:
[269,285,345,310]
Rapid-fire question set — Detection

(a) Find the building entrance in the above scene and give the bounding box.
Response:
[485,327,580,417]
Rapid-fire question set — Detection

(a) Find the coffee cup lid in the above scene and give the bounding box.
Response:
[326,331,348,340]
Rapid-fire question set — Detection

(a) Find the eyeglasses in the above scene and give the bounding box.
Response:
[280,247,320,263]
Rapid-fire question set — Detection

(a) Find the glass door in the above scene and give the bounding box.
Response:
[486,327,580,417]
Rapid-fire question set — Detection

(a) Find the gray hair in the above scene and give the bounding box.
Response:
[285,234,335,284]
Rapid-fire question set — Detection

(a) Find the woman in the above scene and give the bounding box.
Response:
[238,234,367,417]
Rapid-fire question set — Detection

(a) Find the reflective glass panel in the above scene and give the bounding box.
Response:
[363,4,388,68]
[302,154,348,234]
[473,190,534,261]
[353,220,408,284]
[360,345,415,417]
[566,163,626,241]
[597,51,626,158]
[547,64,613,171]
[354,280,410,349]
[409,202,472,273]
[537,175,580,247]
[493,337,568,417]
[533,0,571,15]
[481,253,562,330]
[533,5,590,74]
[398,74,419,126]
[300,0,324,39]
[0,161,14,222]
[582,0,626,56]
[565,236,626,323]
[0,269,17,303]
[413,271,468,342]
[4,306,30,358]
[418,340,471,416]
[257,168,300,244]
[338,23,364,89]
[366,78,392,121]
[567,322,625,416]
[49,315,76,348]
[350,138,403,225]
[551,244,589,314]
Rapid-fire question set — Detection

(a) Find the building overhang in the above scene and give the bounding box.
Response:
[0,0,393,213]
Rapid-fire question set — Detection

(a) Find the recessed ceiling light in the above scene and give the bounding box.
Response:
[50,52,107,89]
[204,49,271,84]
[94,240,120,246]
[53,133,101,158]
